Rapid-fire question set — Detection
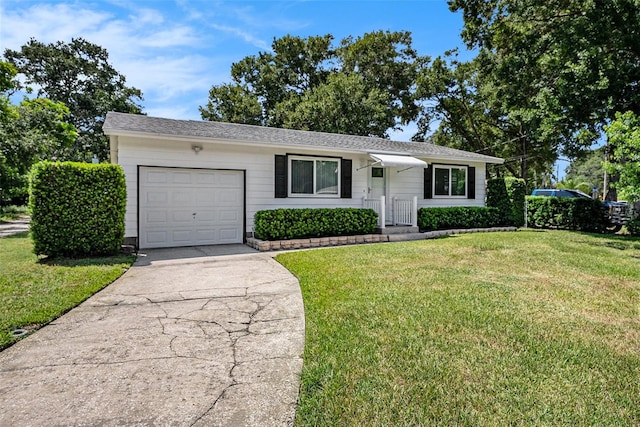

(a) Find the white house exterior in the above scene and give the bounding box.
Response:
[103,112,504,249]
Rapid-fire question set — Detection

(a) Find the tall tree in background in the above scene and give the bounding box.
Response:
[4,38,143,161]
[605,111,640,204]
[417,0,640,183]
[200,31,423,138]
[0,61,77,205]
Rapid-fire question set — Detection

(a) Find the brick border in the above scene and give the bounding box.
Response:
[246,227,518,252]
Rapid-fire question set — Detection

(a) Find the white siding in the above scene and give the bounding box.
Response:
[115,136,488,241]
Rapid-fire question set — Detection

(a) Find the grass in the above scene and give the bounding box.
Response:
[0,232,136,350]
[277,230,640,426]
[0,205,28,222]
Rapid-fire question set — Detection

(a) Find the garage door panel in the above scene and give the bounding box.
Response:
[146,231,168,244]
[219,209,240,222]
[145,191,168,204]
[195,173,217,185]
[218,172,242,186]
[146,171,168,183]
[195,211,215,222]
[219,228,241,243]
[218,189,241,204]
[140,167,243,249]
[171,172,193,184]
[146,211,168,223]
[172,191,193,204]
[172,211,195,222]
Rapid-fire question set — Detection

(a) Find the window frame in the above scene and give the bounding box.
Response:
[288,155,341,198]
[432,164,468,198]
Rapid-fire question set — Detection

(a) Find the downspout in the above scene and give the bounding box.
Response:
[109,135,119,164]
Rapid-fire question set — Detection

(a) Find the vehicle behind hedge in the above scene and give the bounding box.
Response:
[529,188,629,232]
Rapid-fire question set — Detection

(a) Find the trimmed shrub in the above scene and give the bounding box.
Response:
[486,178,512,225]
[505,177,526,227]
[525,196,607,232]
[625,216,640,236]
[29,161,126,257]
[418,206,507,231]
[254,208,377,241]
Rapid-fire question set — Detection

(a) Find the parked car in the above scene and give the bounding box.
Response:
[531,188,591,198]
[530,188,630,232]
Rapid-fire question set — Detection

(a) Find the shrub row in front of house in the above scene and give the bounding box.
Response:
[254,208,378,241]
[418,206,508,231]
[525,196,607,232]
[29,161,126,257]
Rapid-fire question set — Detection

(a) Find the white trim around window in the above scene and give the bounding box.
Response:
[433,164,468,198]
[288,155,341,197]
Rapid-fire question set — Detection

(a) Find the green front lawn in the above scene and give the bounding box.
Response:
[277,230,640,426]
[0,232,135,350]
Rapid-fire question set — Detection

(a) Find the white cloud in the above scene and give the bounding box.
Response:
[0,0,313,120]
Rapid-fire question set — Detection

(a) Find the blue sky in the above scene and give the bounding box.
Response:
[0,0,473,141]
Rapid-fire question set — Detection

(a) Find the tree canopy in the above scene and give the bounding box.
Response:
[605,111,640,204]
[414,0,640,183]
[4,38,144,161]
[200,31,424,138]
[0,61,77,205]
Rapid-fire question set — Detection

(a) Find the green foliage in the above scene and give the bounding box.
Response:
[29,161,126,257]
[200,31,422,138]
[626,216,640,236]
[505,177,526,226]
[526,196,607,232]
[4,37,143,161]
[0,232,134,350]
[605,111,640,204]
[563,147,605,195]
[421,0,640,181]
[254,208,378,240]
[486,178,512,224]
[279,231,640,425]
[418,206,506,231]
[1,92,78,206]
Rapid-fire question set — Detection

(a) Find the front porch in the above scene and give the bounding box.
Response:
[363,195,419,232]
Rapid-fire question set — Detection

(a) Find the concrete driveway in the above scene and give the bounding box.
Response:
[0,245,305,426]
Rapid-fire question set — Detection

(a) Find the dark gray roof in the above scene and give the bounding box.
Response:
[103,112,503,164]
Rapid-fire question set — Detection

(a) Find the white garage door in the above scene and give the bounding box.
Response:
[139,167,244,249]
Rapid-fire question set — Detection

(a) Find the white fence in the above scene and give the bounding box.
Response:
[363,195,417,228]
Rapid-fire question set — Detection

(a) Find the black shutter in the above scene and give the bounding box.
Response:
[424,165,433,199]
[341,159,352,198]
[467,166,476,199]
[275,155,287,198]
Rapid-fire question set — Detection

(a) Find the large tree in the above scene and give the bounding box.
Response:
[4,38,143,161]
[417,0,640,182]
[200,31,423,138]
[449,0,640,144]
[0,61,77,205]
[605,111,640,204]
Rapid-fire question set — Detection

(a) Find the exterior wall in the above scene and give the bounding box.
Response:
[115,136,488,240]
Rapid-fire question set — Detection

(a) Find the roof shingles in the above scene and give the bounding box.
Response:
[103,112,503,164]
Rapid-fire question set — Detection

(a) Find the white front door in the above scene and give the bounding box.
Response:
[139,167,244,249]
[370,167,391,224]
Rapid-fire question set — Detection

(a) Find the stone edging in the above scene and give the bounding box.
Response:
[246,227,518,252]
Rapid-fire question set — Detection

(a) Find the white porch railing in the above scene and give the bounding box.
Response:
[363,195,386,228]
[363,195,418,228]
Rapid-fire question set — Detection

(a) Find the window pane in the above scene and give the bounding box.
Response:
[316,160,338,194]
[451,168,466,196]
[434,168,449,196]
[291,159,313,194]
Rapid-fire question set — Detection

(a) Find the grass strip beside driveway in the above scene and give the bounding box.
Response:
[277,230,640,426]
[0,232,135,350]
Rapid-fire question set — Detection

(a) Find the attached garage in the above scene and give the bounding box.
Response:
[139,167,244,249]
